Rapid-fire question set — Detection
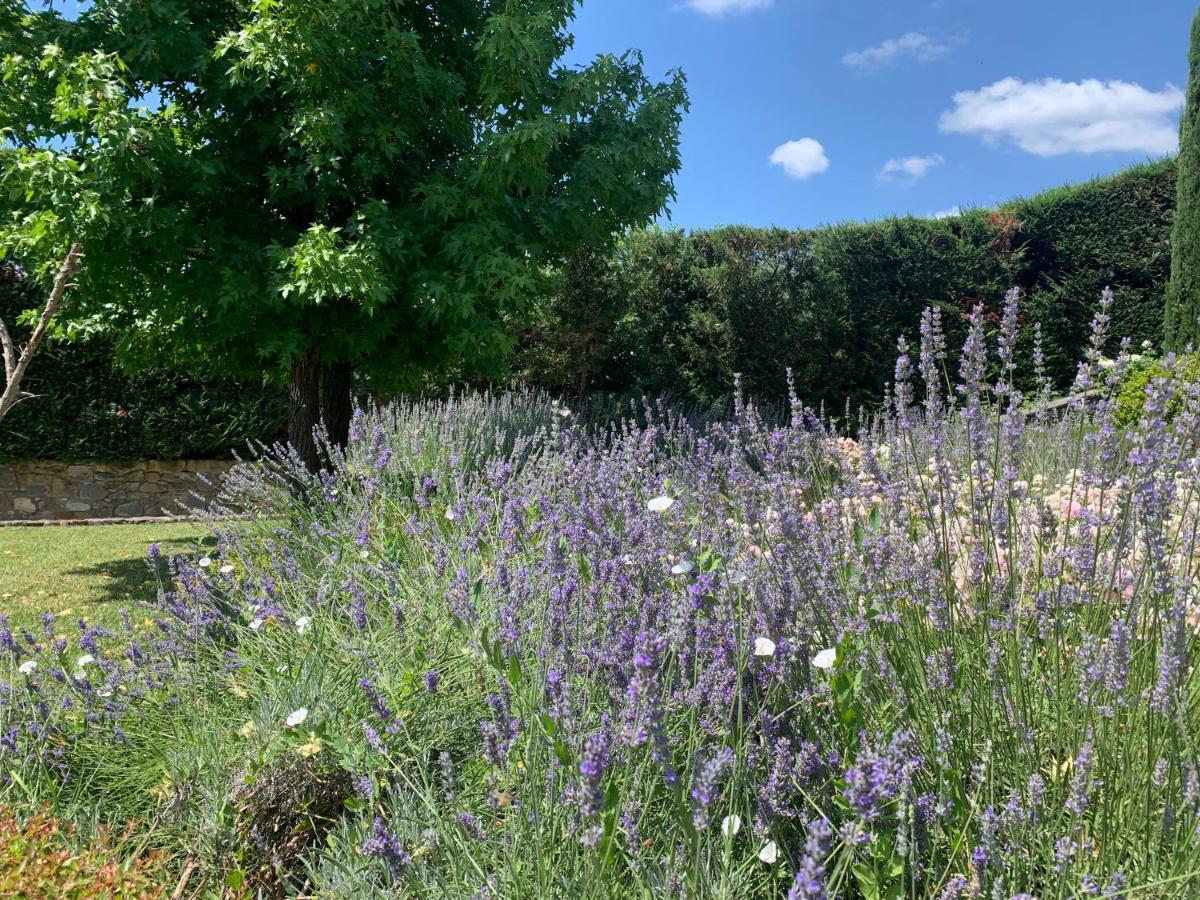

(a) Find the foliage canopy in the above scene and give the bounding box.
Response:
[0,0,687,441]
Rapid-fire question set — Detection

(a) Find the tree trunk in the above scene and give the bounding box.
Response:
[288,348,322,473]
[0,244,84,424]
[321,359,353,453]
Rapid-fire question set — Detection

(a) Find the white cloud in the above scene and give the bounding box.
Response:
[930,205,962,219]
[939,77,1183,156]
[879,153,944,182]
[769,139,830,180]
[843,32,961,70]
[684,0,772,15]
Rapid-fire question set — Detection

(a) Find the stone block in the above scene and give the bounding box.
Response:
[24,483,50,498]
[64,501,92,512]
[13,497,36,514]
[78,482,105,501]
[114,500,143,517]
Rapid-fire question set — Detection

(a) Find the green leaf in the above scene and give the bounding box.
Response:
[553,738,572,768]
[852,863,879,900]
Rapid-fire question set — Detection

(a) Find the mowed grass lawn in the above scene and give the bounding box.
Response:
[0,523,212,629]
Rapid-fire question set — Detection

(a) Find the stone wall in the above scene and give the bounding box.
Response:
[0,460,235,521]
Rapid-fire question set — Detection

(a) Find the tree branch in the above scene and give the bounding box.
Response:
[0,317,16,384]
[0,244,84,424]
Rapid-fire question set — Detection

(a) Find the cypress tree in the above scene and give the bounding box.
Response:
[1167,5,1200,351]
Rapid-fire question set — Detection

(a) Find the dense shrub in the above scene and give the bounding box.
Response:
[1115,352,1200,428]
[524,159,1175,411]
[0,267,287,461]
[3,293,1200,895]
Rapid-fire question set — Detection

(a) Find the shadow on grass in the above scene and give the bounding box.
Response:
[63,535,217,608]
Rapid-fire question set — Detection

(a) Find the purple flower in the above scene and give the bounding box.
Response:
[360,817,410,880]
[787,817,832,899]
[1066,737,1095,817]
[843,731,922,826]
[689,746,734,829]
[622,630,677,787]
[458,812,486,842]
[578,728,612,817]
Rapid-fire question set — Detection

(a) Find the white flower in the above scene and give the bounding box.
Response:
[248,618,264,631]
[18,660,36,675]
[97,687,113,698]
[647,496,675,513]
[812,648,838,670]
[276,665,289,675]
[671,560,695,576]
[359,549,370,559]
[753,637,776,658]
[76,654,95,668]
[726,570,747,586]
[1142,339,1154,350]
[445,507,458,521]
[286,708,308,728]
[296,616,311,635]
[758,840,779,864]
[219,564,235,575]
[721,814,742,837]
[198,556,212,568]
[554,406,572,419]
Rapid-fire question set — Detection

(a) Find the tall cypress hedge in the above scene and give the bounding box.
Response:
[523,159,1176,411]
[1167,6,1200,351]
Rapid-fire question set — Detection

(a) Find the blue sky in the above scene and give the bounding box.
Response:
[564,0,1193,230]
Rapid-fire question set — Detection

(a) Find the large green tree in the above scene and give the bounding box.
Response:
[0,0,687,469]
[1167,4,1200,351]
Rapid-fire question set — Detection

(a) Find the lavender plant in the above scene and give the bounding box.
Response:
[2,293,1199,897]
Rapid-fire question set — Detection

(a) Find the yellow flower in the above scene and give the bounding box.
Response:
[296,732,323,758]
[150,776,173,801]
[237,720,256,738]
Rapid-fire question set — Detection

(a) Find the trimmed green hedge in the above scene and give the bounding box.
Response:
[1,159,1178,459]
[0,265,286,461]
[522,159,1176,411]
